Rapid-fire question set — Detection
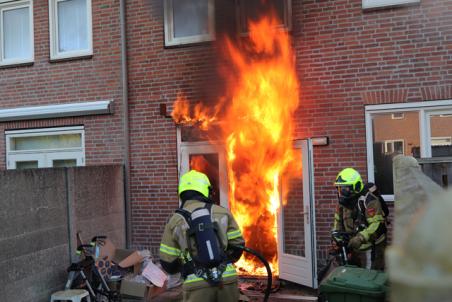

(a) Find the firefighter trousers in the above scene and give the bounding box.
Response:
[183,281,240,302]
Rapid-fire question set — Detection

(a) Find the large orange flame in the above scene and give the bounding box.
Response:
[172,15,300,276]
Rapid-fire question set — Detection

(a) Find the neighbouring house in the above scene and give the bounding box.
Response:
[1,0,451,290]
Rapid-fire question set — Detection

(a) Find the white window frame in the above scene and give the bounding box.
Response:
[365,100,452,201]
[236,0,292,35]
[48,0,93,60]
[425,109,452,157]
[362,0,420,10]
[384,139,404,154]
[6,126,85,169]
[391,112,404,119]
[431,137,452,146]
[0,0,34,66]
[164,0,215,47]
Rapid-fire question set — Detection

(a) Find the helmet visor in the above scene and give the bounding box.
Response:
[336,185,353,198]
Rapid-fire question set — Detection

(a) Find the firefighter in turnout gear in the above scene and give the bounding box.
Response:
[159,170,245,302]
[332,168,387,270]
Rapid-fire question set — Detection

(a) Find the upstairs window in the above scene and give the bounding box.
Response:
[49,0,92,60]
[164,0,215,46]
[236,0,291,34]
[0,0,34,66]
[362,0,420,10]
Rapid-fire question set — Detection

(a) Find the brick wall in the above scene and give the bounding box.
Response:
[3,0,450,265]
[125,0,236,253]
[0,0,125,166]
[292,0,452,258]
[125,0,452,260]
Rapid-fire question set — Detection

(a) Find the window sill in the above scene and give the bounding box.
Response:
[164,32,215,47]
[362,0,420,10]
[49,53,93,63]
[164,38,215,49]
[0,60,34,69]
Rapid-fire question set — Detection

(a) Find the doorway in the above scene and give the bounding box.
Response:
[178,134,317,288]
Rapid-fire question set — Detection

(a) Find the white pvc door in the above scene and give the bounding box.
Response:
[278,139,317,288]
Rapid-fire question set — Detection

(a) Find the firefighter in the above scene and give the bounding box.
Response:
[332,168,387,270]
[159,170,245,302]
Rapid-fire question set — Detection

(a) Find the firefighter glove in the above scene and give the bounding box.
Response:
[348,234,365,250]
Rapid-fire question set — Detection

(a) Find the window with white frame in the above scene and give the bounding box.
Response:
[431,137,452,146]
[391,112,404,119]
[164,0,215,47]
[6,126,85,169]
[366,100,452,200]
[49,0,92,60]
[0,0,34,66]
[236,0,291,34]
[384,139,404,154]
[362,0,420,10]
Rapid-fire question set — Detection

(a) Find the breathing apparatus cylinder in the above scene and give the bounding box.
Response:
[190,207,224,268]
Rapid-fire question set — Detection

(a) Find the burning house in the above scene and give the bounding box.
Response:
[1,0,451,295]
[172,14,302,273]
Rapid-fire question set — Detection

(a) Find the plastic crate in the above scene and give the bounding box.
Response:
[319,265,388,302]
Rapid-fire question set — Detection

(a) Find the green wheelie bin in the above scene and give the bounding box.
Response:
[319,265,388,302]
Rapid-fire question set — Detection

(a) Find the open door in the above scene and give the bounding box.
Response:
[179,141,229,208]
[178,135,318,288]
[278,139,317,288]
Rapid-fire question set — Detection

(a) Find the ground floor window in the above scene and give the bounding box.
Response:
[6,126,85,169]
[365,100,452,200]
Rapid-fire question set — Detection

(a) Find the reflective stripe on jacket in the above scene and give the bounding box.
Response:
[159,200,245,288]
[332,192,386,251]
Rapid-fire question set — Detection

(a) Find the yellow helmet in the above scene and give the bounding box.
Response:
[334,168,363,193]
[178,170,212,198]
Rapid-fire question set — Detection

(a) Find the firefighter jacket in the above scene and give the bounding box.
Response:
[159,200,245,290]
[332,191,386,251]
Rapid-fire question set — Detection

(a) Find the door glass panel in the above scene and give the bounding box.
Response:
[283,170,305,257]
[16,161,38,169]
[181,125,222,142]
[372,111,420,194]
[53,159,77,167]
[430,114,452,157]
[189,153,220,205]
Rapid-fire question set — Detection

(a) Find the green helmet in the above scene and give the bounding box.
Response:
[178,170,212,198]
[334,168,363,193]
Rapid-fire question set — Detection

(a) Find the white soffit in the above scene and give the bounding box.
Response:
[0,100,113,122]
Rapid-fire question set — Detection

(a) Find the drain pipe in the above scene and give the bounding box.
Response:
[120,0,132,248]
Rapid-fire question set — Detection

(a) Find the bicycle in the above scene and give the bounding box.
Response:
[65,234,122,302]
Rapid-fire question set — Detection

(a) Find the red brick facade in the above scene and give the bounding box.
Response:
[0,0,125,166]
[1,0,451,264]
[124,0,452,259]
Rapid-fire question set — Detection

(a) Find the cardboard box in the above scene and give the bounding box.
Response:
[95,238,167,301]
[120,278,167,301]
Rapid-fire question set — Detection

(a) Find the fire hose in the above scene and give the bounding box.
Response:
[233,245,272,302]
